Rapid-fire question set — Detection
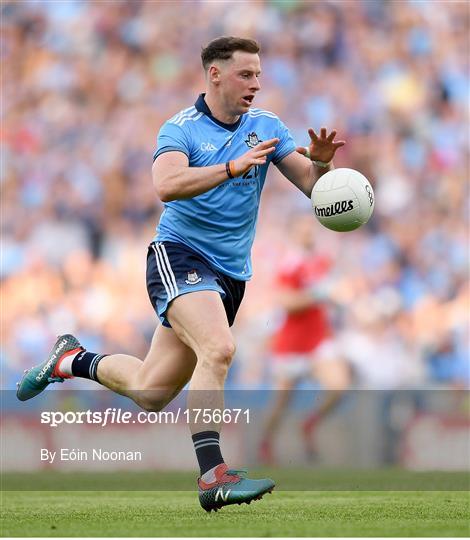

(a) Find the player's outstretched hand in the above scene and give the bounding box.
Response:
[232,138,279,176]
[296,128,345,164]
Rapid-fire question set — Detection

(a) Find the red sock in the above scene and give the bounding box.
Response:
[51,348,82,379]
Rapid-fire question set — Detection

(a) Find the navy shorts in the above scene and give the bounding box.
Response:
[146,241,246,328]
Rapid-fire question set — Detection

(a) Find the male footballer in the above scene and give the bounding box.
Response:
[17,36,345,512]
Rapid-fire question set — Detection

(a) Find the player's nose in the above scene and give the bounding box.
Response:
[251,77,261,92]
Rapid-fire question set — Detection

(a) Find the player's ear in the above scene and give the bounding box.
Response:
[208,65,221,85]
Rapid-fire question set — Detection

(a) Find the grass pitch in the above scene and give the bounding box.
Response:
[1,471,469,537]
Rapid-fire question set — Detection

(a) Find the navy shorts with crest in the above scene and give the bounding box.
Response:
[146,241,246,328]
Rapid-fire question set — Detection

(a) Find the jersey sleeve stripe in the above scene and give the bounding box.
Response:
[153,147,189,162]
[175,111,203,126]
[168,106,196,124]
[169,109,199,125]
[168,108,193,123]
[171,110,199,125]
[248,112,278,119]
[272,147,296,165]
[248,109,278,119]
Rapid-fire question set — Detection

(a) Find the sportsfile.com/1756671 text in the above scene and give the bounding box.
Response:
[40,408,251,428]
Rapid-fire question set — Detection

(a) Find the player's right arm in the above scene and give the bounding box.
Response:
[276,263,317,314]
[276,258,335,313]
[278,280,338,313]
[277,285,318,314]
[153,139,279,202]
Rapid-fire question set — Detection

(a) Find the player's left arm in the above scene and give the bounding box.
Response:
[277,128,345,197]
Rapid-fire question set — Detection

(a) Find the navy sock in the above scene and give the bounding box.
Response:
[71,351,107,382]
[192,431,224,476]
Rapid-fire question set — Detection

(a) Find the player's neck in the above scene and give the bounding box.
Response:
[204,93,239,125]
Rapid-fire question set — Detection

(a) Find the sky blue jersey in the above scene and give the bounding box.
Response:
[153,94,296,280]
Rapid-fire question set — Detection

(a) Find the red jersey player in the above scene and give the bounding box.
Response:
[259,212,351,464]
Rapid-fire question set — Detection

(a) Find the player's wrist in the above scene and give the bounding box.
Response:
[226,160,250,179]
[225,161,235,179]
[304,147,332,168]
[313,159,332,168]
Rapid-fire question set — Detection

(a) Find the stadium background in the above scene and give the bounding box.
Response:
[2,0,469,473]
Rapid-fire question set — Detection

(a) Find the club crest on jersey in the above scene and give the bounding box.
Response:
[185,270,202,285]
[245,132,262,148]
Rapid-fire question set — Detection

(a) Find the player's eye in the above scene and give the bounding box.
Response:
[240,72,260,80]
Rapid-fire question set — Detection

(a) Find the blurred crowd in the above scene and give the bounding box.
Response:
[2,0,468,390]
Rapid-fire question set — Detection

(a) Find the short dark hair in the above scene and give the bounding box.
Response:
[201,36,260,70]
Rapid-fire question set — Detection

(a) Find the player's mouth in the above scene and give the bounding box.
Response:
[241,95,255,106]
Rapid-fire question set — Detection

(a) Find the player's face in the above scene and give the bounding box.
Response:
[219,51,261,115]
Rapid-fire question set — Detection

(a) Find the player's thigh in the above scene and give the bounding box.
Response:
[166,290,234,359]
[134,324,197,390]
[271,354,310,388]
[311,342,350,390]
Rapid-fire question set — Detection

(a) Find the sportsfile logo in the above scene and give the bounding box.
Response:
[314,200,354,218]
[36,338,67,381]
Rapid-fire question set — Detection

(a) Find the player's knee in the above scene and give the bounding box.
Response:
[201,338,236,371]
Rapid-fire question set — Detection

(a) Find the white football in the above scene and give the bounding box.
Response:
[311,168,374,232]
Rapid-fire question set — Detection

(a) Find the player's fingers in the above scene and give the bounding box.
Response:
[257,138,279,148]
[253,146,276,156]
[327,130,337,142]
[296,146,307,155]
[308,128,318,141]
[252,157,267,165]
[320,127,327,139]
[333,141,346,148]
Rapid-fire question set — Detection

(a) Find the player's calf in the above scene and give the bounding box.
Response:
[131,387,178,413]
